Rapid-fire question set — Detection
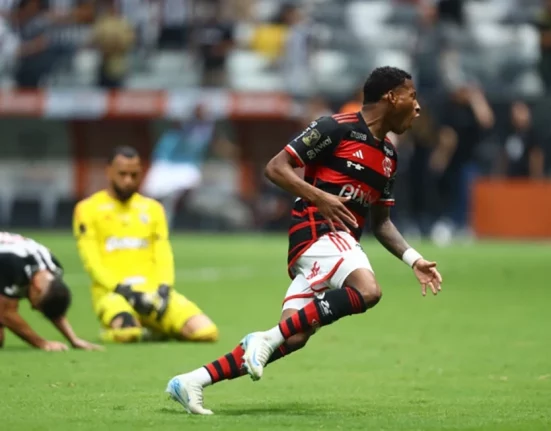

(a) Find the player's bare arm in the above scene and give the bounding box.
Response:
[50,316,103,351]
[265,150,358,231]
[369,204,410,259]
[0,295,67,351]
[370,205,442,296]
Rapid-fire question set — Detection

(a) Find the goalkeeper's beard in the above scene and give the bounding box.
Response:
[112,183,135,202]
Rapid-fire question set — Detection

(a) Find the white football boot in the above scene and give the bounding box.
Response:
[240,332,275,381]
[166,376,213,415]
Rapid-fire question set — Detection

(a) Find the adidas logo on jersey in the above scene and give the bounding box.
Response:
[352,150,364,160]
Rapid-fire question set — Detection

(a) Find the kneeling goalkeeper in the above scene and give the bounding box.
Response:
[73,146,218,343]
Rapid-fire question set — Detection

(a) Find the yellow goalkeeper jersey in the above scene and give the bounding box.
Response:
[73,190,174,305]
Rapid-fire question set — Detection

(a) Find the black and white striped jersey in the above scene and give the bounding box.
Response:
[0,232,63,299]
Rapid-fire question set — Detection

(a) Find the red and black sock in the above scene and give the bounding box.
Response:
[279,286,367,339]
[203,343,294,384]
[266,344,290,364]
[204,345,247,383]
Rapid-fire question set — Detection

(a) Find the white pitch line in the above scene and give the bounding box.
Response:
[63,266,257,283]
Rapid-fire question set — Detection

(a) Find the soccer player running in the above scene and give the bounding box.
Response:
[73,146,218,344]
[0,232,101,351]
[166,67,443,414]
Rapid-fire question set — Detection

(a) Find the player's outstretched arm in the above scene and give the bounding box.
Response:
[50,316,104,351]
[0,296,68,351]
[370,205,442,296]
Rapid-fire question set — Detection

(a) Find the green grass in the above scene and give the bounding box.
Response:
[1,233,550,431]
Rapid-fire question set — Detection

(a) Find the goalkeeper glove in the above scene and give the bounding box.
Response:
[148,284,170,321]
[114,283,154,315]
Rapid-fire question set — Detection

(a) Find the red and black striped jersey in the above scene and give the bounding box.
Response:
[284,112,398,273]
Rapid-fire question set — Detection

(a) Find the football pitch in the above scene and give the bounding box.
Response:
[1,232,550,431]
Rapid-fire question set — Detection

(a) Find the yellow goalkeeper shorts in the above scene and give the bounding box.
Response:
[95,290,204,337]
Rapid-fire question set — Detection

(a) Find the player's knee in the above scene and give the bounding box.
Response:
[286,331,311,351]
[181,314,219,342]
[111,312,138,329]
[182,323,219,342]
[345,269,382,310]
[361,283,382,308]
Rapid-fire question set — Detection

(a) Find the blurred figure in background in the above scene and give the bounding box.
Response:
[193,0,234,88]
[430,85,495,243]
[536,0,551,92]
[403,100,440,237]
[92,0,135,88]
[12,0,55,87]
[497,101,545,178]
[0,7,19,77]
[142,104,216,227]
[249,2,289,65]
[45,0,95,71]
[157,0,189,49]
[279,3,313,97]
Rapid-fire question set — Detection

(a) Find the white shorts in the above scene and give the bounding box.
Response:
[282,232,373,311]
[141,162,201,198]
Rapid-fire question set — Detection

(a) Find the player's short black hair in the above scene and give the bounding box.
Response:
[108,146,140,164]
[363,67,412,104]
[39,277,72,320]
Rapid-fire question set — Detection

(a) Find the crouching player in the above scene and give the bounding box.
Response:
[0,232,102,351]
[73,146,218,343]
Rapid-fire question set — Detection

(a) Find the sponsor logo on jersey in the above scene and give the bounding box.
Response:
[4,285,19,296]
[139,214,149,224]
[306,137,332,159]
[347,161,364,171]
[339,184,376,207]
[105,237,149,252]
[383,145,394,157]
[351,131,367,141]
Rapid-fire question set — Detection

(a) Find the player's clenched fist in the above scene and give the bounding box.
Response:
[312,192,358,233]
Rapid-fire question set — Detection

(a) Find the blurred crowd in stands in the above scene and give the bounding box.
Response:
[1,0,551,241]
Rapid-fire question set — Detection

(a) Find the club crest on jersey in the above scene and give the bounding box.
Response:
[301,128,322,147]
[382,157,393,178]
[307,261,321,280]
[139,213,149,224]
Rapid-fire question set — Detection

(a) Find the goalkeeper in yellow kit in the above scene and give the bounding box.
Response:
[73,146,218,343]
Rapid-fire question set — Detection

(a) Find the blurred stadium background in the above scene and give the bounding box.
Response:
[1,1,551,430]
[0,0,550,239]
